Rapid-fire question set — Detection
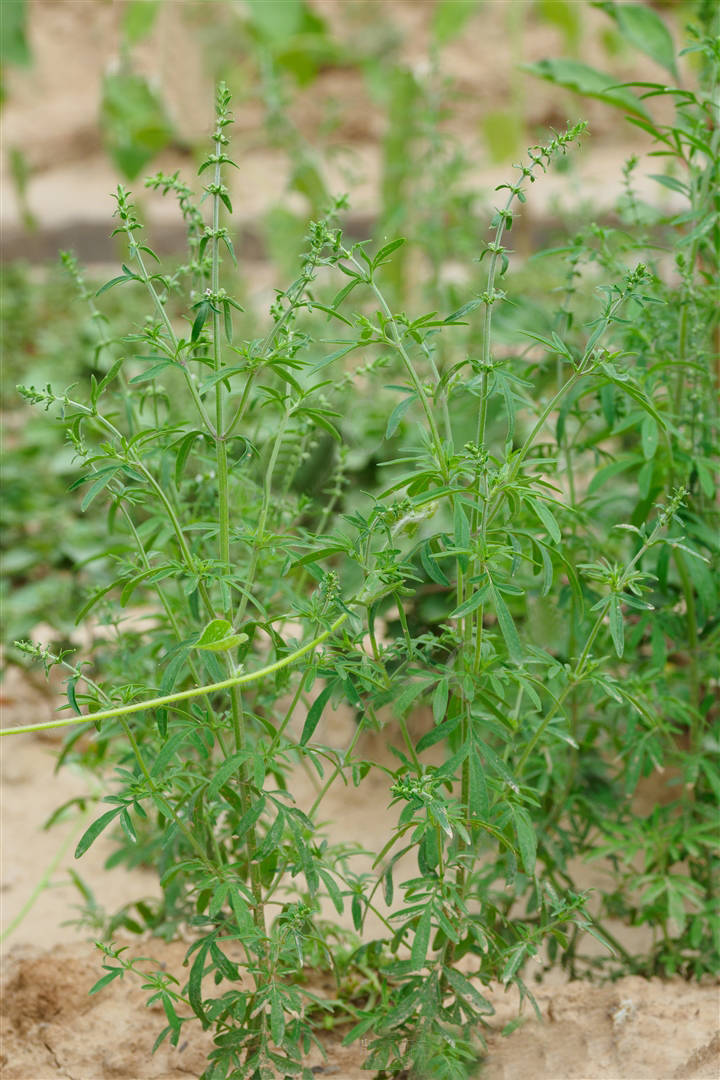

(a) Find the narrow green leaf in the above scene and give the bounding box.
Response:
[75,806,123,858]
[128,359,174,384]
[119,808,137,843]
[318,867,344,915]
[609,595,624,657]
[432,678,449,725]
[188,942,209,1026]
[420,540,450,586]
[229,887,255,936]
[641,415,659,461]
[468,751,489,820]
[191,302,209,343]
[411,904,432,970]
[385,394,414,439]
[443,967,494,1012]
[416,713,460,753]
[96,274,135,297]
[489,581,523,664]
[351,893,362,931]
[331,277,361,309]
[528,498,561,543]
[373,237,406,268]
[513,808,537,875]
[206,750,252,799]
[454,500,470,572]
[383,865,394,907]
[95,357,125,398]
[89,968,123,994]
[81,470,117,512]
[449,583,490,619]
[300,683,334,746]
[66,677,80,716]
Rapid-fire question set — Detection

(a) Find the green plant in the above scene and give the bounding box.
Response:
[4,4,718,1077]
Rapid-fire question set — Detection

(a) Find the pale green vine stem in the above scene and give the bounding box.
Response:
[3,614,348,738]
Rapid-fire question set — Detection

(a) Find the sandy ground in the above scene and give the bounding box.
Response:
[1,668,719,1080]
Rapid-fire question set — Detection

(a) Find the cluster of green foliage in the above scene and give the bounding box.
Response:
[3,3,718,1079]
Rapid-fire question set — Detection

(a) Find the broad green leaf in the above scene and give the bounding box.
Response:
[483,109,525,164]
[100,70,174,180]
[595,2,677,77]
[195,618,248,652]
[123,0,162,44]
[536,0,581,52]
[432,0,478,44]
[246,0,303,43]
[523,58,650,118]
[0,0,31,66]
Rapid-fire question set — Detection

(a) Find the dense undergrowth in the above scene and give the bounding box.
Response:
[2,4,718,1079]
